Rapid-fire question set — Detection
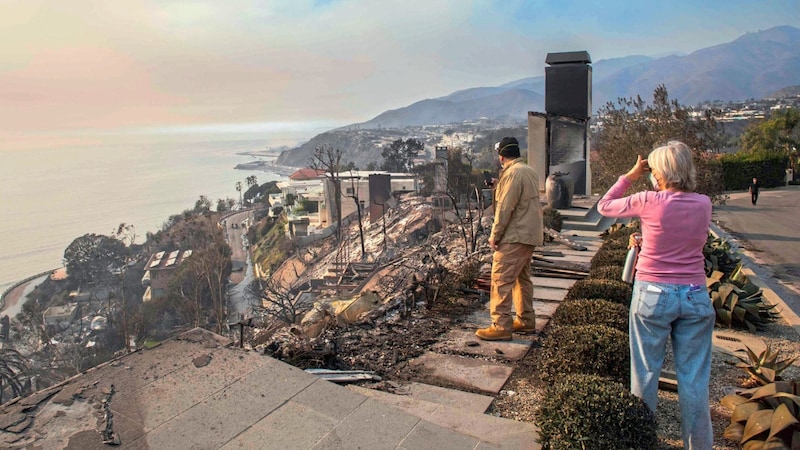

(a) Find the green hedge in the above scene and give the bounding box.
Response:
[719,151,788,190]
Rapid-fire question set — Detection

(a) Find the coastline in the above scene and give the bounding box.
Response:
[234,158,300,177]
[0,272,51,319]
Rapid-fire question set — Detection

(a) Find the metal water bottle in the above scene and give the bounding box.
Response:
[621,235,641,284]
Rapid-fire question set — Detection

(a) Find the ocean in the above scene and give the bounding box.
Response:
[0,127,324,293]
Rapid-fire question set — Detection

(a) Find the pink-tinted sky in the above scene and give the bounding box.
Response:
[2,0,798,149]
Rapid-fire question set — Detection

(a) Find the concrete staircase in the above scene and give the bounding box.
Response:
[556,195,618,233]
[342,201,611,449]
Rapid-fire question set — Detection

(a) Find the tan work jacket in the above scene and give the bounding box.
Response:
[490,158,543,247]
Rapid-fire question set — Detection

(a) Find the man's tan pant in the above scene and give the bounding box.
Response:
[490,242,536,330]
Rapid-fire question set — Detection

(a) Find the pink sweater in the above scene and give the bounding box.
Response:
[597,176,711,285]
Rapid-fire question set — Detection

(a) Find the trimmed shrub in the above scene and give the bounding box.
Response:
[590,249,628,270]
[542,206,563,232]
[538,324,630,384]
[598,238,629,252]
[564,279,632,306]
[589,264,623,281]
[601,222,640,242]
[535,374,657,450]
[599,223,640,253]
[551,299,629,332]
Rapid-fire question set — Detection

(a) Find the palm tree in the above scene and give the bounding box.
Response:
[0,348,28,403]
[246,175,257,188]
[235,181,243,208]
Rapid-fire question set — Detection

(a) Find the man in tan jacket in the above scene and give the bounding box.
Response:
[476,137,543,341]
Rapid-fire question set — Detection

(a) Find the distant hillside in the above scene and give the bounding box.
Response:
[355,54,654,129]
[276,26,800,167]
[355,26,799,129]
[595,25,800,107]
[768,85,800,98]
[358,89,543,129]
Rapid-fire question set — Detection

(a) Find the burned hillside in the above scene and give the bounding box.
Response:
[248,194,495,377]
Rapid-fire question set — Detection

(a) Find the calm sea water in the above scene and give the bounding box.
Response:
[0,129,318,292]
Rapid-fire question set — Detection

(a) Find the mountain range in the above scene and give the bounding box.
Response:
[276,25,800,166]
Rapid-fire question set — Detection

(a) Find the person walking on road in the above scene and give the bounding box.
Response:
[476,137,543,341]
[749,177,760,205]
[597,141,715,449]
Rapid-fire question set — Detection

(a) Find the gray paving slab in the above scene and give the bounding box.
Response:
[426,407,540,449]
[432,330,532,361]
[531,300,561,319]
[403,382,495,413]
[400,419,485,450]
[408,352,514,394]
[352,381,495,415]
[311,398,421,449]
[291,378,368,421]
[139,401,250,449]
[348,385,442,417]
[205,359,318,425]
[531,276,578,289]
[539,255,594,264]
[532,286,567,301]
[114,360,239,432]
[348,385,538,449]
[220,400,339,450]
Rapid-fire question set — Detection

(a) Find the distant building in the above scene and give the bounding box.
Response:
[43,303,79,327]
[141,249,193,302]
[289,168,325,181]
[277,170,419,238]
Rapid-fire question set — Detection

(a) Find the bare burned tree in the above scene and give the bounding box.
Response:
[443,148,483,255]
[345,171,366,257]
[247,277,303,326]
[309,145,344,241]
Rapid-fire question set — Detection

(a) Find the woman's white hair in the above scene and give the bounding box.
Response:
[647,140,697,191]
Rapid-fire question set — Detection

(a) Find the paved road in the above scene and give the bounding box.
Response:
[712,185,800,315]
[222,209,256,322]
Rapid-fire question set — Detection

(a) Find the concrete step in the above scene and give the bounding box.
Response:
[432,330,533,361]
[531,276,578,290]
[380,381,496,414]
[563,213,617,232]
[348,385,541,449]
[532,286,568,301]
[407,352,515,395]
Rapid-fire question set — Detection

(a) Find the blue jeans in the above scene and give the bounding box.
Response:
[630,280,715,450]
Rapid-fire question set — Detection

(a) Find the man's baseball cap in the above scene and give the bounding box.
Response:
[496,137,520,158]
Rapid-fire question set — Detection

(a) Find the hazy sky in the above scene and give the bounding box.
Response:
[2,0,799,148]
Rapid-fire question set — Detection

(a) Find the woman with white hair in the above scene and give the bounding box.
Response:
[597,141,714,449]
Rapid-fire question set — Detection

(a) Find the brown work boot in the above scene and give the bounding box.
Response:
[475,324,512,341]
[513,317,536,333]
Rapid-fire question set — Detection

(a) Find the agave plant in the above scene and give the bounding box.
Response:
[704,235,742,278]
[708,263,780,332]
[721,380,800,448]
[734,342,799,387]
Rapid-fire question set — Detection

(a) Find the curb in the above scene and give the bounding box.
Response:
[709,223,800,338]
